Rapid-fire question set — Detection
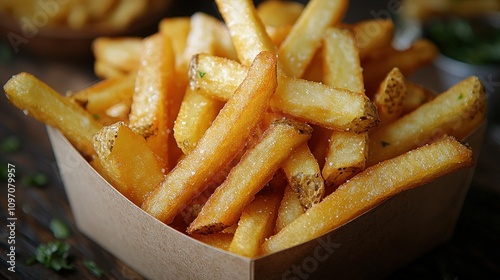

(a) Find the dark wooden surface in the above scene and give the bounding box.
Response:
[1,1,500,279]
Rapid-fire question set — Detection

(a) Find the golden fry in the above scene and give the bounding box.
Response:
[188,119,312,234]
[261,136,474,254]
[93,122,165,206]
[4,72,102,158]
[368,76,486,166]
[278,0,348,78]
[142,51,278,224]
[373,67,407,125]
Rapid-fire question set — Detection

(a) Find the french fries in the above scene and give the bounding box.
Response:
[261,136,474,254]
[189,54,379,132]
[188,119,312,234]
[93,122,165,206]
[128,33,177,168]
[278,0,349,78]
[368,76,486,166]
[142,51,278,224]
[373,67,407,126]
[4,72,102,158]
[3,0,488,262]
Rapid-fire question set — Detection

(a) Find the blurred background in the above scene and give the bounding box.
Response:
[1,0,499,279]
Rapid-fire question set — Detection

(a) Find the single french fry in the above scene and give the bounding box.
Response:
[257,0,304,27]
[182,12,236,71]
[322,27,364,93]
[174,88,224,154]
[128,33,176,168]
[281,143,324,210]
[4,72,102,158]
[142,51,278,224]
[159,16,191,68]
[373,67,407,125]
[191,233,234,251]
[367,76,486,166]
[188,119,312,235]
[92,36,142,77]
[69,73,135,125]
[215,0,275,65]
[302,44,324,83]
[260,136,474,254]
[402,81,435,114]
[228,190,282,257]
[323,131,369,188]
[190,54,379,132]
[93,122,165,206]
[278,0,348,78]
[173,12,232,155]
[363,39,439,95]
[321,26,369,187]
[352,19,395,61]
[275,184,305,234]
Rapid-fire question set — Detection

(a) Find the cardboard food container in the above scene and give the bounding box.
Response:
[46,123,485,280]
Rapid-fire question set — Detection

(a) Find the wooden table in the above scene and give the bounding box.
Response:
[1,1,500,279]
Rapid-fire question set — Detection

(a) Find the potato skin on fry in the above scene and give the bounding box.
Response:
[260,136,474,254]
[141,51,278,224]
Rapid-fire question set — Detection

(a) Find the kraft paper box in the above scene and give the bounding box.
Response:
[46,123,485,280]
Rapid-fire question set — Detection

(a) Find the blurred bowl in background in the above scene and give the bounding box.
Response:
[0,0,173,61]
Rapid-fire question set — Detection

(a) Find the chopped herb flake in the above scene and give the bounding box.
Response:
[29,241,74,271]
[50,218,71,239]
[22,173,48,187]
[92,114,100,120]
[381,141,390,147]
[197,70,206,78]
[1,136,21,153]
[458,93,463,100]
[84,260,105,278]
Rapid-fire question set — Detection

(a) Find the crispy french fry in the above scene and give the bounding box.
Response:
[322,27,364,93]
[188,119,312,234]
[69,73,135,125]
[402,81,435,114]
[368,76,486,166]
[174,88,224,154]
[92,36,142,78]
[142,51,278,224]
[93,122,165,206]
[215,0,275,65]
[373,67,407,125]
[260,136,474,254]
[322,131,369,188]
[129,33,176,168]
[190,54,379,132]
[281,144,324,210]
[257,0,304,26]
[363,39,439,95]
[275,184,305,234]
[228,189,282,257]
[3,72,102,158]
[321,27,369,187]
[191,233,234,251]
[278,0,348,78]
[159,16,191,68]
[173,12,232,155]
[352,19,395,61]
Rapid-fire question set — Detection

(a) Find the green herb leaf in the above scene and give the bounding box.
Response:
[31,241,74,271]
[458,93,463,100]
[197,70,206,78]
[22,173,49,187]
[0,136,21,153]
[92,113,100,120]
[84,260,105,278]
[50,218,71,239]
